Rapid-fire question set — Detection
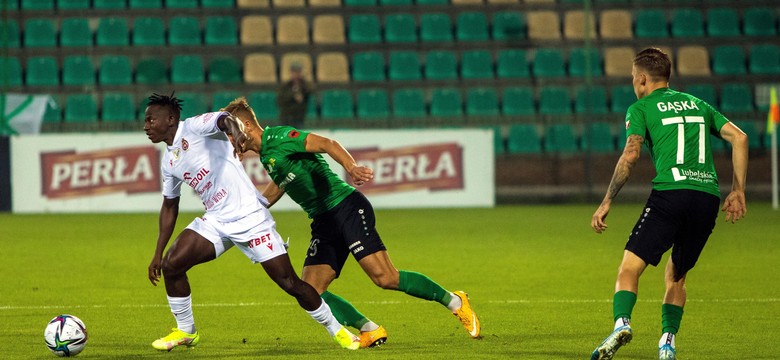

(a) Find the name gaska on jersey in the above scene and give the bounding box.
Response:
[656,101,700,114]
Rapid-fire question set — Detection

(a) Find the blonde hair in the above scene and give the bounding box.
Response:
[221,96,259,126]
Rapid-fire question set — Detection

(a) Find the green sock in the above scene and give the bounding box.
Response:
[661,303,684,334]
[613,290,638,322]
[321,291,369,329]
[398,270,452,306]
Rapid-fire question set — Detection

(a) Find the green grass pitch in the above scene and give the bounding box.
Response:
[1,204,778,359]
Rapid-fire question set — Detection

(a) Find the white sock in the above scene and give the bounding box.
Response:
[614,317,630,330]
[360,321,380,332]
[306,300,343,336]
[446,292,462,312]
[167,295,195,334]
[659,332,676,348]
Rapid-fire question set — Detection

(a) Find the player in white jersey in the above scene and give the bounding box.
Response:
[142,93,360,351]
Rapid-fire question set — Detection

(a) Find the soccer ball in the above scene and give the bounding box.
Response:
[44,315,88,357]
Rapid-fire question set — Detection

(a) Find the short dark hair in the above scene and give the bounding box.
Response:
[147,92,183,118]
[633,48,671,81]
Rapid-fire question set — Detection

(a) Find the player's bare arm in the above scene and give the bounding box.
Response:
[149,196,180,286]
[719,122,749,223]
[592,134,644,233]
[261,181,286,208]
[303,133,374,185]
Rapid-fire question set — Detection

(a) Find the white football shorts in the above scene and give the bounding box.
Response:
[186,208,287,263]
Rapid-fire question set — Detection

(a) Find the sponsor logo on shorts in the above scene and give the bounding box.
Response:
[248,233,275,251]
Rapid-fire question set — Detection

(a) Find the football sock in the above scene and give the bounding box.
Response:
[446,292,463,312]
[398,270,453,306]
[661,303,684,334]
[321,291,376,331]
[659,332,676,348]
[167,295,196,334]
[613,290,637,326]
[305,299,343,336]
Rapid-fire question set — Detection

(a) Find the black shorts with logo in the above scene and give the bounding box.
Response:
[625,189,720,280]
[304,190,387,277]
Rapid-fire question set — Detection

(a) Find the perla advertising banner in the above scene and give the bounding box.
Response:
[11,129,494,213]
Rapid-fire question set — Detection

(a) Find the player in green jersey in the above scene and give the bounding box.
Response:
[589,48,748,360]
[221,97,481,348]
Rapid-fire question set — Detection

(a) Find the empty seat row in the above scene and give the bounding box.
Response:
[3,0,235,10]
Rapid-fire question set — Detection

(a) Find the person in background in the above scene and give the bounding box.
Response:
[277,62,312,129]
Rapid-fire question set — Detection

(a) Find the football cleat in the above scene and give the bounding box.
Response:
[590,325,632,360]
[453,291,481,338]
[333,326,361,350]
[658,344,677,360]
[359,326,388,348]
[152,328,200,351]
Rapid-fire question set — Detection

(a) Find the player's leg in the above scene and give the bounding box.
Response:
[659,257,685,360]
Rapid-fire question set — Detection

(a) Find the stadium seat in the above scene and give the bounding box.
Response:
[98,55,132,85]
[132,17,165,46]
[205,16,238,45]
[23,19,56,48]
[743,8,776,36]
[279,53,312,82]
[312,15,345,44]
[582,122,615,152]
[563,10,596,40]
[381,0,411,5]
[507,124,542,154]
[208,57,241,84]
[392,89,426,118]
[389,51,421,81]
[575,86,608,114]
[719,83,754,113]
[456,12,489,42]
[238,0,268,6]
[309,0,339,7]
[212,91,241,111]
[466,87,499,116]
[451,0,480,5]
[706,8,740,37]
[96,17,129,46]
[129,0,161,8]
[0,57,22,87]
[749,44,780,74]
[420,13,453,43]
[60,18,92,47]
[135,57,168,85]
[202,0,235,7]
[502,86,535,116]
[273,0,303,7]
[247,91,279,121]
[101,92,137,122]
[532,48,566,78]
[176,92,207,120]
[684,84,717,106]
[489,126,505,154]
[676,46,711,76]
[497,49,529,79]
[240,16,272,46]
[610,85,636,114]
[62,55,95,86]
[243,53,277,84]
[25,56,59,86]
[712,45,746,75]
[568,47,603,77]
[64,94,98,123]
[58,0,90,8]
[344,0,374,5]
[94,0,125,8]
[527,11,560,40]
[171,55,204,84]
[430,88,462,117]
[21,0,53,10]
[277,15,309,45]
[416,0,447,5]
[384,14,417,44]
[356,89,389,119]
[352,52,385,82]
[733,121,763,149]
[320,90,354,119]
[166,0,198,8]
[634,9,668,38]
[599,10,632,40]
[604,47,634,77]
[1,19,19,48]
[168,16,201,46]
[461,50,494,80]
[539,86,571,115]
[315,52,348,83]
[43,96,62,124]
[348,15,381,44]
[671,8,704,38]
[544,124,578,153]
[424,51,457,80]
[0,0,17,10]
[492,11,525,41]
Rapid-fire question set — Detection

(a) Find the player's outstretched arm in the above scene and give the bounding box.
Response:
[149,196,180,286]
[303,132,374,185]
[719,122,748,223]
[592,134,644,233]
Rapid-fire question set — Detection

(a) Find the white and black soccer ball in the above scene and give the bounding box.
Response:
[44,315,88,357]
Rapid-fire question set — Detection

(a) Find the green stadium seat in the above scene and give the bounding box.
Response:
[129,0,161,8]
[135,57,168,85]
[733,121,763,149]
[63,55,95,86]
[507,124,541,154]
[64,94,98,123]
[461,50,493,80]
[60,18,91,47]
[384,14,417,43]
[205,16,238,45]
[168,16,201,46]
[348,15,381,44]
[102,92,136,122]
[320,90,354,119]
[306,97,318,121]
[21,0,53,10]
[743,8,776,36]
[352,52,385,82]
[0,0,17,10]
[684,84,717,106]
[23,19,56,48]
[492,11,525,41]
[532,48,566,78]
[202,0,234,7]
[582,122,615,152]
[43,96,62,124]
[424,50,457,80]
[712,45,746,75]
[671,8,704,38]
[388,51,421,81]
[466,87,499,116]
[132,17,165,46]
[208,57,242,84]
[415,0,447,4]
[172,55,204,84]
[575,86,608,114]
[381,0,411,5]
[496,49,529,79]
[98,55,132,85]
[539,86,571,115]
[456,12,489,42]
[610,85,636,114]
[357,89,389,119]
[166,0,198,8]
[544,124,578,153]
[0,57,22,87]
[749,44,780,74]
[247,91,279,121]
[176,92,207,120]
[420,13,453,43]
[344,0,374,5]
[634,9,668,38]
[490,126,504,154]
[719,83,754,113]
[430,88,462,117]
[58,0,89,9]
[25,56,58,86]
[1,19,20,48]
[392,89,426,118]
[211,91,241,111]
[502,86,535,116]
[568,47,603,77]
[706,8,740,37]
[94,0,125,8]
[96,17,129,46]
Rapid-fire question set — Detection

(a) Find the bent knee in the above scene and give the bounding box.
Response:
[371,272,400,290]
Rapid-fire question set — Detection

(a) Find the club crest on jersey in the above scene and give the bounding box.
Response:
[172,148,181,160]
[182,138,189,151]
[289,130,300,138]
[265,158,276,174]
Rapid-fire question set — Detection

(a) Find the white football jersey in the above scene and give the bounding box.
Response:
[161,111,263,222]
